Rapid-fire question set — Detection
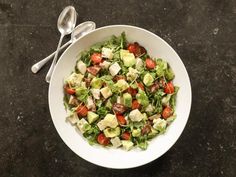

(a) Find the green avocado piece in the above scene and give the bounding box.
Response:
[120,49,136,67]
[123,93,132,107]
[132,128,141,137]
[91,77,103,89]
[103,127,121,138]
[143,73,154,86]
[87,111,99,124]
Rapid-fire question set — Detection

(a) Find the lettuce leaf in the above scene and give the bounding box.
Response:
[75,87,89,103]
[136,90,149,107]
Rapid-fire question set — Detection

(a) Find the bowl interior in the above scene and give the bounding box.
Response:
[49,25,192,169]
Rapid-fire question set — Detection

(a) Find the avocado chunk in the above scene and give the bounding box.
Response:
[91,77,103,89]
[121,140,134,151]
[104,127,121,138]
[87,111,99,124]
[114,79,129,92]
[132,128,141,137]
[105,99,112,109]
[120,49,136,67]
[143,73,154,86]
[123,93,132,107]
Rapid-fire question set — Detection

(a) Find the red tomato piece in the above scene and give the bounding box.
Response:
[76,105,88,117]
[162,106,173,119]
[127,44,136,54]
[121,131,131,140]
[116,115,126,125]
[91,53,102,64]
[137,82,145,91]
[132,100,141,110]
[145,58,156,69]
[164,82,175,94]
[127,87,138,96]
[97,133,110,146]
[65,87,76,95]
[127,42,146,57]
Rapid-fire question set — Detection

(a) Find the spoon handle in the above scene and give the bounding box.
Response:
[45,35,65,83]
[31,40,71,73]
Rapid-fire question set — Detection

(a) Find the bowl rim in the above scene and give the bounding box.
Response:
[48,24,192,169]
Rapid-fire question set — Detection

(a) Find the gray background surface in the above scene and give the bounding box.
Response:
[0,0,235,177]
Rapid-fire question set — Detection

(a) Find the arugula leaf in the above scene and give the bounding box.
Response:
[152,89,165,114]
[170,86,179,110]
[165,67,175,81]
[97,107,108,117]
[155,59,167,78]
[83,126,100,145]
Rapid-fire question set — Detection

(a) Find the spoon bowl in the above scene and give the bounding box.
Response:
[71,21,96,42]
[58,6,77,35]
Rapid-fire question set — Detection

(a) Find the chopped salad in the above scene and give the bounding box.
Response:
[64,32,178,150]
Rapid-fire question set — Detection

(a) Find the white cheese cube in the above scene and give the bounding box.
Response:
[145,104,155,113]
[77,118,90,133]
[77,61,87,74]
[129,109,143,122]
[102,47,113,59]
[97,114,118,130]
[111,137,122,148]
[80,81,87,88]
[66,73,84,87]
[121,140,134,151]
[91,89,100,99]
[153,118,167,131]
[66,112,79,124]
[117,96,123,104]
[99,61,111,69]
[135,57,143,70]
[86,96,95,110]
[97,121,107,131]
[100,87,112,99]
[126,67,139,81]
[109,62,121,76]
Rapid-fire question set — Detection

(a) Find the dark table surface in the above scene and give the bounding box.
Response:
[0,0,235,177]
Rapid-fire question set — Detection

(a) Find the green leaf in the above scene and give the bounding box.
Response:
[136,90,149,107]
[169,86,179,110]
[155,59,167,78]
[75,87,89,103]
[165,67,175,81]
[97,107,108,117]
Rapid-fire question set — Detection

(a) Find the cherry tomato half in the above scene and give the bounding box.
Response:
[97,133,110,145]
[91,53,102,64]
[121,131,131,140]
[164,82,175,94]
[145,58,156,69]
[116,115,126,125]
[132,100,141,110]
[76,105,88,117]
[162,106,173,119]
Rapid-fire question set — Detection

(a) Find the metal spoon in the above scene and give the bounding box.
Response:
[31,21,96,74]
[45,6,77,83]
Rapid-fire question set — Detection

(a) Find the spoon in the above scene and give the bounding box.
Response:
[31,21,96,74]
[45,6,77,83]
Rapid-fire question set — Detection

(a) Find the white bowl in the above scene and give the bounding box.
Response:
[49,25,192,169]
